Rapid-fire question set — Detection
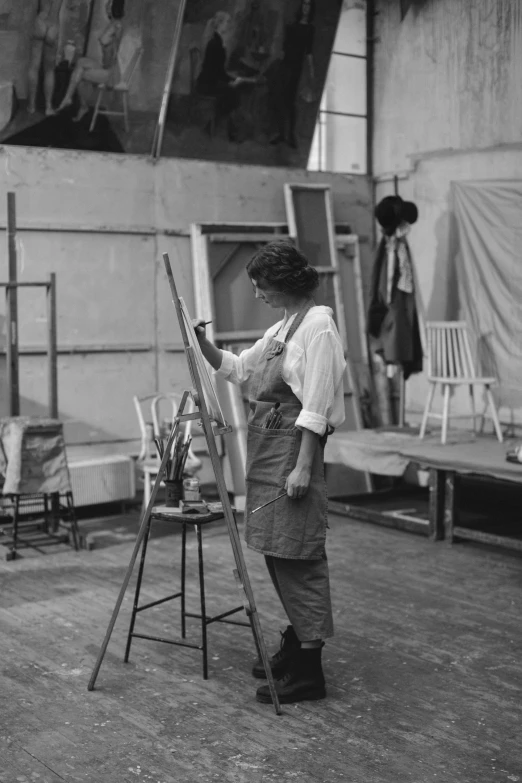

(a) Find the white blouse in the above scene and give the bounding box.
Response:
[215,305,346,436]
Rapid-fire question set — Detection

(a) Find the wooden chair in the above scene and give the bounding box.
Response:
[89,41,143,133]
[134,393,202,508]
[419,321,503,444]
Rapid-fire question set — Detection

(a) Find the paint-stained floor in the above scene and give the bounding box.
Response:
[0,509,521,783]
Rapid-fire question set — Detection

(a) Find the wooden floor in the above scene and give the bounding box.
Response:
[0,509,521,783]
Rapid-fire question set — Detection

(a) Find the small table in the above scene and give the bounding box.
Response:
[124,504,253,679]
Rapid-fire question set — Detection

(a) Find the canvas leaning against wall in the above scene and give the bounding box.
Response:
[0,0,342,166]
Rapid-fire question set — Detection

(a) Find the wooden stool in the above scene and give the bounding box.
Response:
[124,506,252,679]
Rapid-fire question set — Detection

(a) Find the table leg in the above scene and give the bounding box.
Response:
[444,471,459,543]
[428,468,446,540]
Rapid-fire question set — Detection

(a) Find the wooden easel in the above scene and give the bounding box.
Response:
[87,254,282,715]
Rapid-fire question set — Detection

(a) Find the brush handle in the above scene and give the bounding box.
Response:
[251,491,287,514]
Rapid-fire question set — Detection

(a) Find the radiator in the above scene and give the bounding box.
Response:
[68,455,136,507]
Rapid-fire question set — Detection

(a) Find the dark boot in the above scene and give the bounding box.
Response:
[251,625,300,679]
[256,643,326,704]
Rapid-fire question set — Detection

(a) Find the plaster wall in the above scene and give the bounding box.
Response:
[373,0,522,174]
[372,0,522,429]
[0,144,372,455]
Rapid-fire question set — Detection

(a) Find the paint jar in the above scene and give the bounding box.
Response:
[164,479,183,507]
[183,477,201,502]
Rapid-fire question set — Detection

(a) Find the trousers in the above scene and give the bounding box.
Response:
[265,552,334,641]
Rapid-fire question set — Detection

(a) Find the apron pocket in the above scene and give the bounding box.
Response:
[246,425,300,488]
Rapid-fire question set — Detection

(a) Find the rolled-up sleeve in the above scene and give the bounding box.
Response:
[295,330,346,435]
[215,338,265,385]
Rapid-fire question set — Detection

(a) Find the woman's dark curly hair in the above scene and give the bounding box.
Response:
[246,240,319,296]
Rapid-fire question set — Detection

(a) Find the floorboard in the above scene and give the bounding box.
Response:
[0,510,521,783]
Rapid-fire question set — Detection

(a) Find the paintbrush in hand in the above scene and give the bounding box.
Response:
[251,491,287,514]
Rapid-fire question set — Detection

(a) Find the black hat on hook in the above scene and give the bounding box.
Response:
[375,195,418,235]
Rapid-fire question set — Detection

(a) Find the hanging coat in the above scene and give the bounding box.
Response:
[367,231,423,380]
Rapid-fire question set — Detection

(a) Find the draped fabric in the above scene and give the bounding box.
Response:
[453,180,522,421]
[0,417,71,495]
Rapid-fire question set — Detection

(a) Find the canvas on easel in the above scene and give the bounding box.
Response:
[178,296,228,429]
[87,253,281,715]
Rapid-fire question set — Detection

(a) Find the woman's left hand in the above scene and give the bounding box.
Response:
[285,466,311,499]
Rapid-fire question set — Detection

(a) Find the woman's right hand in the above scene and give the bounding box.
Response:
[192,319,207,340]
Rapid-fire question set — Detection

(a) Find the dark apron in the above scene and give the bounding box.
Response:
[244,301,328,560]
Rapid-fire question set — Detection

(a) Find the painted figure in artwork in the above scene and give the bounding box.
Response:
[57,0,124,121]
[269,0,316,148]
[195,11,255,139]
[229,0,271,76]
[195,13,240,115]
[27,0,65,115]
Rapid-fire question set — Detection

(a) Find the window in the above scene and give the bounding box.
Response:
[308,2,368,174]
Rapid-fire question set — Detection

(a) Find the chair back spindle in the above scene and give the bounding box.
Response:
[427,322,476,379]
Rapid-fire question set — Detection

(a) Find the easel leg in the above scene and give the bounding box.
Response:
[181,522,187,638]
[186,372,281,710]
[196,523,209,680]
[88,416,182,691]
[124,512,153,663]
[247,609,262,662]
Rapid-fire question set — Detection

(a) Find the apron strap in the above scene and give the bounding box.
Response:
[283,299,315,344]
[264,299,315,360]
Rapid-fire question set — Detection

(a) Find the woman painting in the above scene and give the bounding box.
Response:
[193,241,346,705]
[57,0,124,121]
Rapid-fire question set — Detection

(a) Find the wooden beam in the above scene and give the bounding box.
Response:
[209,233,291,244]
[47,274,58,419]
[0,281,50,288]
[6,192,19,416]
[0,343,156,355]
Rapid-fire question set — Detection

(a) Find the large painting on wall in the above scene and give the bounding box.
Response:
[0,0,342,166]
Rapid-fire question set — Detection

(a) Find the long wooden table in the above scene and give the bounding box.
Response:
[399,438,522,551]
